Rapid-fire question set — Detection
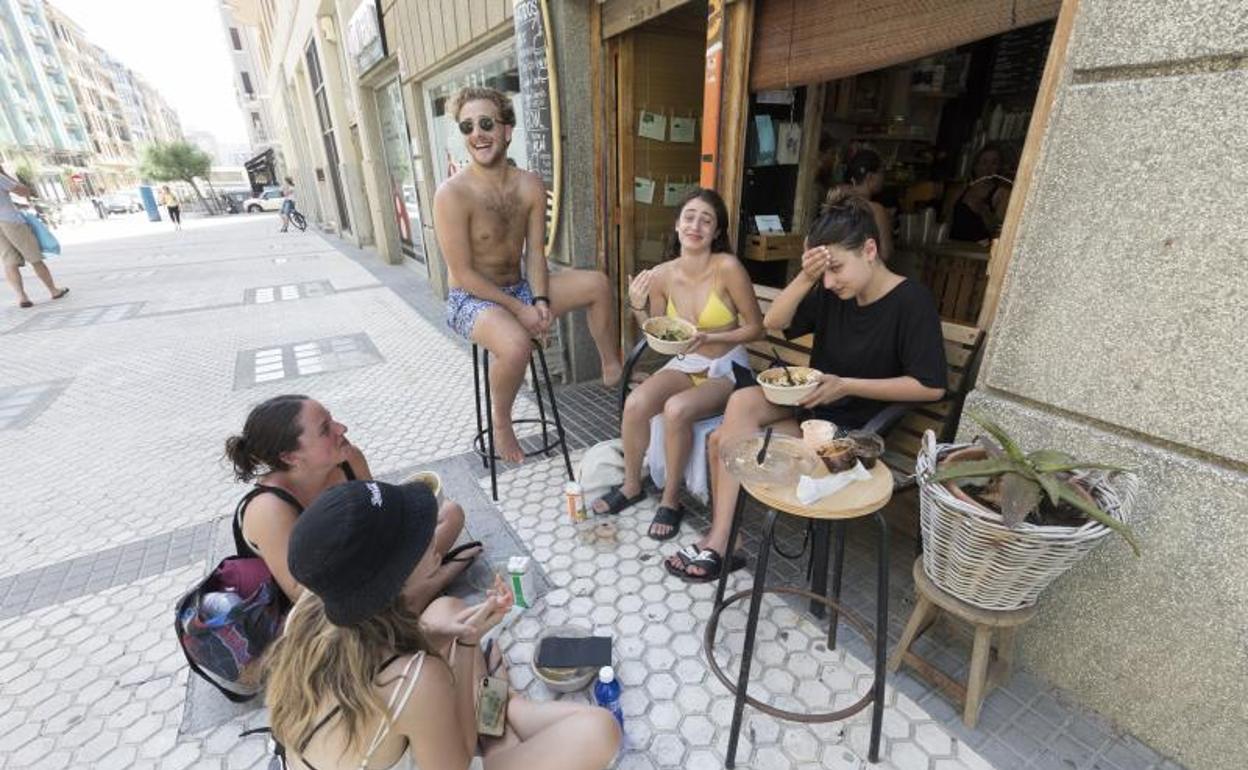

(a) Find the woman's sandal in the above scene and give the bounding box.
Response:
[442,540,484,566]
[664,546,747,583]
[647,505,684,541]
[591,485,646,516]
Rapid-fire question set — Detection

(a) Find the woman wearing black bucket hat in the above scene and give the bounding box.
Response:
[266,480,621,770]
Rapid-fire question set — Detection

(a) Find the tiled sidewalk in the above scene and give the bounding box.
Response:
[0,216,1181,769]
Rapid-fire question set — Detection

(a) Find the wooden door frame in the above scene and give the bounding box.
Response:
[976,0,1080,330]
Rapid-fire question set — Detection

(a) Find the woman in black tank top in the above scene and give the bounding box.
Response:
[224,395,476,602]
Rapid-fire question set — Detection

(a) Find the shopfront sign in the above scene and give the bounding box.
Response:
[346,0,386,75]
[512,0,561,257]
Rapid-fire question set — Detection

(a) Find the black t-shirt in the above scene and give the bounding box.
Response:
[784,278,948,429]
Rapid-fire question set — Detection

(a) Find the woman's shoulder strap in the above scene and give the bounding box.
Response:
[340,460,357,482]
[233,484,305,557]
[359,653,427,767]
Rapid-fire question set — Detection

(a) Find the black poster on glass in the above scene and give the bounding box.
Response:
[512,0,561,256]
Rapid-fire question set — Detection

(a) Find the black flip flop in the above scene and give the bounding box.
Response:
[647,505,685,541]
[664,547,747,584]
[442,540,483,565]
[591,485,646,516]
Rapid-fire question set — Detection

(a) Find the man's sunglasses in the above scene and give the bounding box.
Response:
[458,116,505,135]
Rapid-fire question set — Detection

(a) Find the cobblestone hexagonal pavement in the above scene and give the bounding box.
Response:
[0,215,1180,769]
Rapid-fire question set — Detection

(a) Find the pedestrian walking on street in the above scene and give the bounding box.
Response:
[264,480,621,770]
[0,165,68,309]
[279,177,295,232]
[159,185,182,230]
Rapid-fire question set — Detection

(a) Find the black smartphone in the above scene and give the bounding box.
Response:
[536,636,612,669]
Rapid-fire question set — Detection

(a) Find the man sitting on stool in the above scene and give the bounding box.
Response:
[434,86,622,463]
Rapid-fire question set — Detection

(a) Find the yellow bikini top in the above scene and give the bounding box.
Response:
[667,290,736,331]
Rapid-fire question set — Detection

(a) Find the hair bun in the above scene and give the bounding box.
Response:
[822,186,852,212]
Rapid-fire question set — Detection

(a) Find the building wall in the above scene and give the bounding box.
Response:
[0,0,85,155]
[965,1,1248,767]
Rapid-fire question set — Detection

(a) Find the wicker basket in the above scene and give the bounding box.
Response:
[916,431,1138,611]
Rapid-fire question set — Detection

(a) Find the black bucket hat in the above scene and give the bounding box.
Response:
[288,480,437,626]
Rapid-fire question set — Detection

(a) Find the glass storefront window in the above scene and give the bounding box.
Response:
[376,78,424,261]
[424,42,529,187]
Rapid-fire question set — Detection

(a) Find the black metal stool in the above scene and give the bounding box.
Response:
[472,341,574,501]
[704,468,893,767]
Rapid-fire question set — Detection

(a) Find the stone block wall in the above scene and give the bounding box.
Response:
[965,2,1248,767]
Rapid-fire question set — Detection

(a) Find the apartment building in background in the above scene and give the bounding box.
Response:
[0,0,183,197]
[0,0,89,197]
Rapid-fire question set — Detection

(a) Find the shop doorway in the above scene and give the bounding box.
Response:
[306,39,351,233]
[743,4,1061,327]
[605,1,708,341]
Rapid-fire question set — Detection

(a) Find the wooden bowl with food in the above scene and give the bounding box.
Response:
[642,316,697,355]
[758,366,821,405]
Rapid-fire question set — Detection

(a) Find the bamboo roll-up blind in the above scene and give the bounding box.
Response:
[751,0,1060,90]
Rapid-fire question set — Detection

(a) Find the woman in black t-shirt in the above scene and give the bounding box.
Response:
[665,191,947,582]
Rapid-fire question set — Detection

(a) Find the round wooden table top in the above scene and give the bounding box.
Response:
[741,461,894,520]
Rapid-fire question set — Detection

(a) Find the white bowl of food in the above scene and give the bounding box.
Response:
[532,624,600,693]
[642,316,697,356]
[758,366,821,405]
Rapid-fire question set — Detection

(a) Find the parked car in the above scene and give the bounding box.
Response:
[104,192,142,214]
[242,187,284,213]
[221,189,252,214]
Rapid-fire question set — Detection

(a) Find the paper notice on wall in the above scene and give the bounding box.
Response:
[669,116,696,143]
[634,177,656,204]
[776,121,801,165]
[638,110,667,141]
[663,182,697,206]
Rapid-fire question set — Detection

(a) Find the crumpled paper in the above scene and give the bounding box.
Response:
[796,462,871,505]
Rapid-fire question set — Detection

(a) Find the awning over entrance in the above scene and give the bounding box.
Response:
[751,0,1060,90]
[244,148,275,174]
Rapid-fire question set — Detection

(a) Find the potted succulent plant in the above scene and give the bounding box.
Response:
[916,410,1139,610]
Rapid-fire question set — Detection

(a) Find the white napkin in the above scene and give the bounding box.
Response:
[796,461,872,505]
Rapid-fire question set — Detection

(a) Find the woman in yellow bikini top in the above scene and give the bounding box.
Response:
[591,188,763,545]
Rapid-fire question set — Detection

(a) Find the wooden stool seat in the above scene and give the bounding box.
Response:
[889,558,1037,728]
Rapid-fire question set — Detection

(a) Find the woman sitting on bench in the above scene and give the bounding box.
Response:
[224,394,478,602]
[665,190,948,582]
[590,188,763,541]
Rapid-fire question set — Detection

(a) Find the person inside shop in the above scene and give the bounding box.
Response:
[829,149,893,263]
[265,480,622,770]
[434,86,623,464]
[224,394,478,603]
[665,190,947,582]
[947,143,1013,244]
[590,188,763,542]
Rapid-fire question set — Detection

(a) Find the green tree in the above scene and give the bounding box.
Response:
[140,141,213,212]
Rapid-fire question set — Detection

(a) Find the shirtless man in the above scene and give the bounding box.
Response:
[434,86,622,463]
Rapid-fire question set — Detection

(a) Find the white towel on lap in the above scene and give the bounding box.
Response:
[644,345,748,502]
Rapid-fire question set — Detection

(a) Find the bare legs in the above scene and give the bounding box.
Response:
[593,370,690,514]
[5,259,64,307]
[548,270,623,387]
[667,386,798,578]
[470,308,535,464]
[652,378,734,536]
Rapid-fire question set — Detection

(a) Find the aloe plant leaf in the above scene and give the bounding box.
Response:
[1027,449,1075,470]
[930,458,1020,483]
[976,435,1005,459]
[1000,473,1042,528]
[1056,480,1141,556]
[1030,461,1132,475]
[1035,472,1064,507]
[965,409,1027,464]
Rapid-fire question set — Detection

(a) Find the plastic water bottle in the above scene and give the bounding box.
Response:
[201,591,241,623]
[593,665,624,730]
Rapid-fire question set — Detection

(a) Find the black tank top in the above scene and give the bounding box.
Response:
[232,461,356,558]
